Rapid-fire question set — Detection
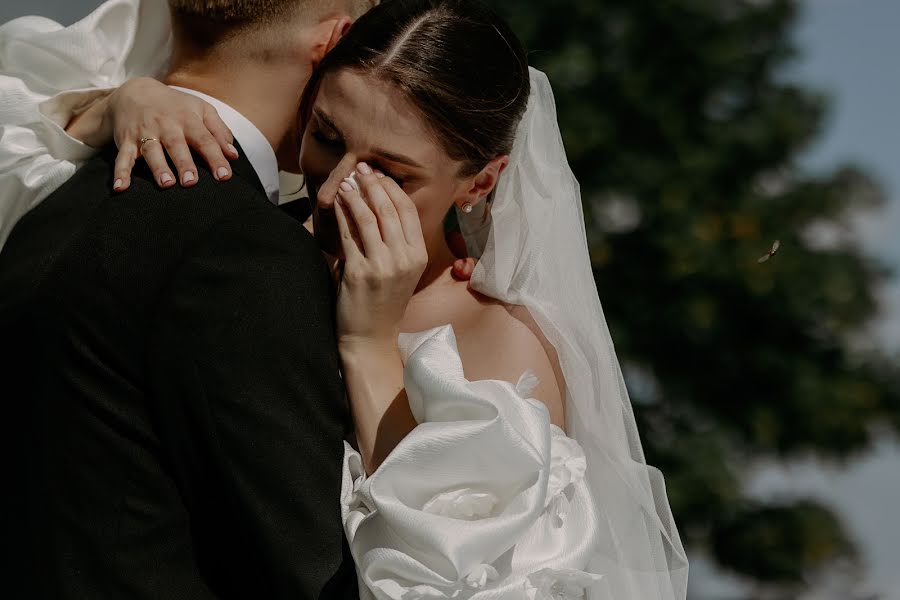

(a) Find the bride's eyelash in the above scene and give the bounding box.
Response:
[312,128,343,149]
[309,117,409,187]
[369,162,406,186]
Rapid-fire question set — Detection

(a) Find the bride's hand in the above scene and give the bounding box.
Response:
[69,77,238,191]
[333,162,427,353]
[447,231,477,280]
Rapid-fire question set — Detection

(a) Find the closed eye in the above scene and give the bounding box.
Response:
[368,161,407,187]
[311,113,344,150]
[312,128,343,150]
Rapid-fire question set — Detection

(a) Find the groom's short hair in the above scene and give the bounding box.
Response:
[167,0,376,54]
[168,0,375,25]
[168,0,305,24]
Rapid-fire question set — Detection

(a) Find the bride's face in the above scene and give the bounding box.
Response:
[299,70,471,256]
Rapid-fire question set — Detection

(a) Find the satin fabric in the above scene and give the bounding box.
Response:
[341,326,608,600]
[0,0,170,246]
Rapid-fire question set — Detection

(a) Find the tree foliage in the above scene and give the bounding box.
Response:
[485,0,900,593]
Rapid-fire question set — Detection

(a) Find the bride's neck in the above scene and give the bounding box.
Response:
[415,230,457,294]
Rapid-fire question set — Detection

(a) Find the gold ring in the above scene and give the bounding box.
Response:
[139,137,160,152]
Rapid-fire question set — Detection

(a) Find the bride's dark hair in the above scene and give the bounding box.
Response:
[299,0,530,177]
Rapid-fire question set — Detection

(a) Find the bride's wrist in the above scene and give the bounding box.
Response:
[339,337,401,364]
[65,93,113,148]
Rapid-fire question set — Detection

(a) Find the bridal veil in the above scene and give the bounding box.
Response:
[461,67,689,600]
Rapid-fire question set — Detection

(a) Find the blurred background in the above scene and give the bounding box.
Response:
[2,0,898,598]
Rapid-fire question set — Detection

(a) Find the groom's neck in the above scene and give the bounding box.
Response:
[163,56,310,155]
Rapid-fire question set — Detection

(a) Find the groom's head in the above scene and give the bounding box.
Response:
[165,0,377,170]
[168,0,376,61]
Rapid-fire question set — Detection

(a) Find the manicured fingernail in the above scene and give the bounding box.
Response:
[357,162,372,175]
[216,167,230,180]
[114,178,123,190]
[160,172,173,184]
[340,181,353,193]
[226,143,238,157]
[183,171,195,184]
[375,171,385,179]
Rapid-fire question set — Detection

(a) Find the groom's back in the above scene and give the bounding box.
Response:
[0,146,353,599]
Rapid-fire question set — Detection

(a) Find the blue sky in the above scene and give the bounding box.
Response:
[693,2,900,597]
[789,0,900,351]
[2,0,899,597]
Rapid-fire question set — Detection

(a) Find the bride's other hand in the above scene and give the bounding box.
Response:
[67,78,239,191]
[446,230,477,280]
[333,162,427,353]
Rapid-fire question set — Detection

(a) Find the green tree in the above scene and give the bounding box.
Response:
[486,0,900,595]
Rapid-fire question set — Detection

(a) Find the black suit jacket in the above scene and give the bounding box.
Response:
[0,141,356,599]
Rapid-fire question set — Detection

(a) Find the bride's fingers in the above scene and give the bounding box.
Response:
[337,180,386,257]
[113,141,138,192]
[200,105,238,161]
[183,120,232,183]
[354,167,405,248]
[160,127,200,187]
[334,195,364,261]
[452,257,477,280]
[316,154,358,211]
[379,176,425,250]
[139,138,176,188]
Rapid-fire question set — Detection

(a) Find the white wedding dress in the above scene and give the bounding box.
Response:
[343,325,602,599]
[0,2,689,599]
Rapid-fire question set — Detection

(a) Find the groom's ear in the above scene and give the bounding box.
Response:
[310,16,354,67]
[464,156,509,202]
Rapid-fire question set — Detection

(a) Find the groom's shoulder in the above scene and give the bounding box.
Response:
[69,145,307,247]
[14,145,320,288]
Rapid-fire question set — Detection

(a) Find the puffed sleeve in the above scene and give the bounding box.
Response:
[340,326,606,600]
[0,0,171,246]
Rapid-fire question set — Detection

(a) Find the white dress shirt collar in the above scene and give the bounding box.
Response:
[170,86,280,205]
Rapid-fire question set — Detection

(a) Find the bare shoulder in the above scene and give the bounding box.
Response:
[455,294,566,429]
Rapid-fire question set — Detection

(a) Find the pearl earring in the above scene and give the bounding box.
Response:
[461,202,474,214]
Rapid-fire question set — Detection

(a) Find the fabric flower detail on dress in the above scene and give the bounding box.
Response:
[516,370,540,398]
[544,430,587,527]
[524,568,603,600]
[463,563,499,588]
[422,488,499,520]
[350,472,373,514]
[343,446,375,516]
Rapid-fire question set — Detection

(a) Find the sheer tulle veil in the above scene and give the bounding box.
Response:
[458,67,689,599]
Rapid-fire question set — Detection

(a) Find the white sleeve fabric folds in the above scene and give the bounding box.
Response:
[0,0,171,245]
[341,325,608,600]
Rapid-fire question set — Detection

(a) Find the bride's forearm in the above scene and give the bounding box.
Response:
[65,93,114,148]
[340,341,417,474]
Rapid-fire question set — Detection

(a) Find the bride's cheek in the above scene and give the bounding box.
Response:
[298,141,338,185]
[420,190,454,233]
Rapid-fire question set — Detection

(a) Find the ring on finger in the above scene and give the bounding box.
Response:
[139,137,160,153]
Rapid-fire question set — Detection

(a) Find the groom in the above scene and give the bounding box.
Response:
[0,1,373,598]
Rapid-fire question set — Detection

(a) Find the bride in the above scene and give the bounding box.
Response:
[0,0,688,598]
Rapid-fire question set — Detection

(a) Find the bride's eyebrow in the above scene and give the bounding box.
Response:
[316,108,424,170]
[372,148,424,169]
